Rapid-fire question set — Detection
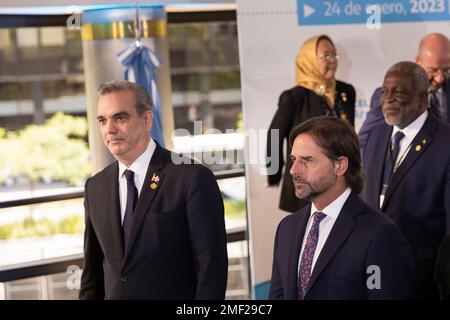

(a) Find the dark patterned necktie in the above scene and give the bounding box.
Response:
[297,211,327,300]
[429,91,442,120]
[123,169,138,250]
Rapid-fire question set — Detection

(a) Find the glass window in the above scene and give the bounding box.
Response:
[0,13,248,300]
[0,26,88,269]
[168,21,244,173]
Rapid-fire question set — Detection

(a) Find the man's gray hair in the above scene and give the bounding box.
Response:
[98,80,153,116]
[385,61,429,93]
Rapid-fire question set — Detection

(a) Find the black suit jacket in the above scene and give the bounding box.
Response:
[266,82,356,213]
[269,192,414,300]
[359,79,450,154]
[361,114,450,299]
[79,144,228,300]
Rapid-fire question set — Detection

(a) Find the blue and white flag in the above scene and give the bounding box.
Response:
[117,42,165,147]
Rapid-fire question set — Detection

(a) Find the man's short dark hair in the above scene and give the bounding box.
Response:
[98,80,153,116]
[289,116,365,194]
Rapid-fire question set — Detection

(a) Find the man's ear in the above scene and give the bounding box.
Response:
[144,111,153,131]
[415,55,421,64]
[334,156,348,177]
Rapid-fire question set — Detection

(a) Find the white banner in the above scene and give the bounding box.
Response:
[237,0,450,299]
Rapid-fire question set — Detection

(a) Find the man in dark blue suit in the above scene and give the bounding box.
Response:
[269,116,413,300]
[79,81,228,299]
[361,62,450,299]
[359,33,450,154]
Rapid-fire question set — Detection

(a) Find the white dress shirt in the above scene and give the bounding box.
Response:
[379,111,428,207]
[297,187,351,275]
[118,138,156,224]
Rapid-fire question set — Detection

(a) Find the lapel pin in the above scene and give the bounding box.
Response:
[340,114,348,121]
[415,145,422,152]
[150,173,160,190]
[422,139,427,144]
[341,92,348,102]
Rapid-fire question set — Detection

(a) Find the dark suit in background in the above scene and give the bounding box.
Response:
[79,144,228,299]
[269,192,414,300]
[361,115,450,299]
[266,82,355,213]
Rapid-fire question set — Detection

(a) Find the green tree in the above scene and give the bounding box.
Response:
[0,112,91,186]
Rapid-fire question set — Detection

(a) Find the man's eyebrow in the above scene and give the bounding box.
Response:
[290,155,313,160]
[96,112,129,120]
[112,112,130,118]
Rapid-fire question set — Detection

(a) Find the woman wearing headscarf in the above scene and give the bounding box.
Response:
[266,34,356,213]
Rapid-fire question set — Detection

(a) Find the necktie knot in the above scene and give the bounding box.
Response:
[124,169,135,184]
[389,131,405,165]
[313,211,327,225]
[393,131,405,145]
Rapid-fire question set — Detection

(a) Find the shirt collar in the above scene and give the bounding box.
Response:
[429,87,443,95]
[118,138,156,180]
[310,187,351,220]
[392,110,428,141]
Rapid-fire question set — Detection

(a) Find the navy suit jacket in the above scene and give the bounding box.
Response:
[79,144,228,300]
[269,192,414,300]
[361,114,450,299]
[359,79,450,154]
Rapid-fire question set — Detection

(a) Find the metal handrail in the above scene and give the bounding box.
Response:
[0,168,247,283]
[0,190,84,209]
[0,226,246,283]
[0,168,244,209]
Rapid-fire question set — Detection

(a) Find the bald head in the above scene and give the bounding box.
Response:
[418,33,450,58]
[416,33,450,90]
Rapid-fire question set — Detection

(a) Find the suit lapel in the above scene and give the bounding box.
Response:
[304,193,361,298]
[371,125,392,205]
[285,205,311,299]
[381,116,436,210]
[121,144,170,269]
[104,163,124,261]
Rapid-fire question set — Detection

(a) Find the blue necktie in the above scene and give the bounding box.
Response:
[382,131,405,192]
[123,169,138,250]
[298,211,327,300]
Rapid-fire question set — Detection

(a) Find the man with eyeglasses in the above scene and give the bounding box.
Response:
[359,33,450,154]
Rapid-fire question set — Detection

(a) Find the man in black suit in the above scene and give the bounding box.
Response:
[269,116,413,300]
[361,62,450,299]
[79,80,228,299]
[359,33,450,154]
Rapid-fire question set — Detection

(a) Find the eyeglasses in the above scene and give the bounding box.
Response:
[317,52,340,62]
[425,67,450,78]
